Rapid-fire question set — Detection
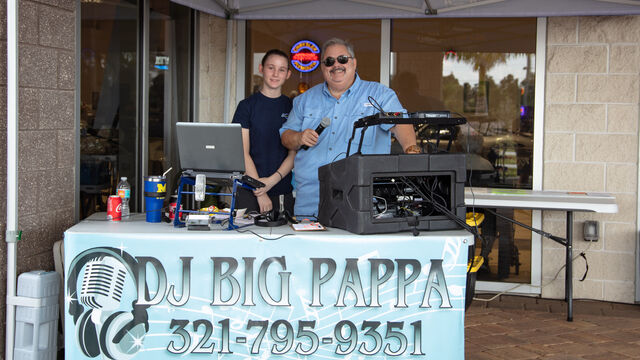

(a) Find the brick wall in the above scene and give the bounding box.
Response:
[0,0,76,354]
[543,16,639,303]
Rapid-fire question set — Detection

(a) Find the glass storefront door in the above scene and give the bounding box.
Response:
[80,0,193,219]
[245,18,539,286]
[148,0,192,179]
[80,0,139,218]
[391,18,536,190]
[390,18,537,284]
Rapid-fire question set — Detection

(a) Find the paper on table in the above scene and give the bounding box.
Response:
[233,217,254,225]
[291,222,326,231]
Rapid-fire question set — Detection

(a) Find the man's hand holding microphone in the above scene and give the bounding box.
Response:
[291,116,421,154]
[299,117,331,150]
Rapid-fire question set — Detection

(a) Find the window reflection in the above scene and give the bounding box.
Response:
[80,0,192,219]
[391,18,537,284]
[80,0,138,219]
[247,20,381,99]
[243,18,537,284]
[390,18,536,190]
[148,0,191,186]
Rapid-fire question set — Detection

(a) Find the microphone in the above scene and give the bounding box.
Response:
[194,173,206,202]
[301,117,331,150]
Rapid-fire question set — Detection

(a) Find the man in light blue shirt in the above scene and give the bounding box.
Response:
[281,38,420,217]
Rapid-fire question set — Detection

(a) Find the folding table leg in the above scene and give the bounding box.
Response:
[566,211,574,321]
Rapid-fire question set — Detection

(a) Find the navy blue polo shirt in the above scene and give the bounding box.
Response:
[232,91,293,196]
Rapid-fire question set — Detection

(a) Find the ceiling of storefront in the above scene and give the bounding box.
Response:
[170,0,640,19]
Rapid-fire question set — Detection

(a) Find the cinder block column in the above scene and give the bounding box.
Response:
[543,16,640,303]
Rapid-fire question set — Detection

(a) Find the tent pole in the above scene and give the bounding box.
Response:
[5,0,20,357]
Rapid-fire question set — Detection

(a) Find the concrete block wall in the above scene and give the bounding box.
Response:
[198,14,233,123]
[544,16,639,303]
[0,0,76,354]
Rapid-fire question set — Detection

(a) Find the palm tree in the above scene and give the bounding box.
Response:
[457,52,508,115]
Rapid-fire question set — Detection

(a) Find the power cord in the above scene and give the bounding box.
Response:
[233,227,292,241]
[372,196,388,219]
[473,241,592,302]
[367,95,385,113]
[398,176,481,238]
[213,219,293,241]
[331,151,347,163]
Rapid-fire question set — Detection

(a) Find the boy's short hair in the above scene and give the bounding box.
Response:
[261,49,290,67]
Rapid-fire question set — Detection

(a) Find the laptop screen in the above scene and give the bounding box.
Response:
[176,122,245,174]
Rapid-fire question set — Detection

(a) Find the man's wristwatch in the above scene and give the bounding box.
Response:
[404,144,422,154]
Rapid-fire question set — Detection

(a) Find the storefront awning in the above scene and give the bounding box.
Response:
[170,0,640,19]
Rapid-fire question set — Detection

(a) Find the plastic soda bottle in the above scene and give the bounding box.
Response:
[117,177,131,220]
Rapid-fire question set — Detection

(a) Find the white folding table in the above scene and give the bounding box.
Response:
[63,215,473,359]
[464,188,618,321]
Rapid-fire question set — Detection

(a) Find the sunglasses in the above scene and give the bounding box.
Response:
[322,55,353,67]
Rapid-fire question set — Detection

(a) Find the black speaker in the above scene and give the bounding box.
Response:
[318,153,466,234]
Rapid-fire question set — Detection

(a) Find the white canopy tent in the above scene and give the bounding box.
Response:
[5,0,640,359]
[172,0,640,19]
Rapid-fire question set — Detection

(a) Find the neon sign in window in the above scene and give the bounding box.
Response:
[290,40,320,73]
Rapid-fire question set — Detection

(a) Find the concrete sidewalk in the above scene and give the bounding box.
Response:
[465,295,640,359]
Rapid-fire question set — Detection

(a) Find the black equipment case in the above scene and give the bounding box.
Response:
[318,153,466,234]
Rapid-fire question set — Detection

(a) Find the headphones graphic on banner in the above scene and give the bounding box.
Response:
[67,247,150,360]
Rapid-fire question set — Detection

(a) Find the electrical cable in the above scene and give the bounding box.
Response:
[460,111,481,273]
[578,253,589,281]
[473,241,592,302]
[398,176,481,237]
[415,110,481,273]
[399,177,460,228]
[455,113,576,301]
[233,228,292,241]
[367,95,385,113]
[406,111,585,303]
[372,196,388,218]
[331,151,347,163]
[483,208,566,245]
[415,177,442,217]
[212,219,293,241]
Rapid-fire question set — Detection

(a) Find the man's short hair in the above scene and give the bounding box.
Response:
[322,38,355,58]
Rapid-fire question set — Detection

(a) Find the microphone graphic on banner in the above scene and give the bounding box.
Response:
[80,256,127,312]
[79,256,147,360]
[301,117,331,150]
[69,248,149,359]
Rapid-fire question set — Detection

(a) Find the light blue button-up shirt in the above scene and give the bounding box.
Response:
[280,75,405,217]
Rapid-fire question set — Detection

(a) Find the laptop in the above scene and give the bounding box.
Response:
[176,122,245,178]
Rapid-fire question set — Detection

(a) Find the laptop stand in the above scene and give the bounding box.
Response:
[173,172,254,230]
